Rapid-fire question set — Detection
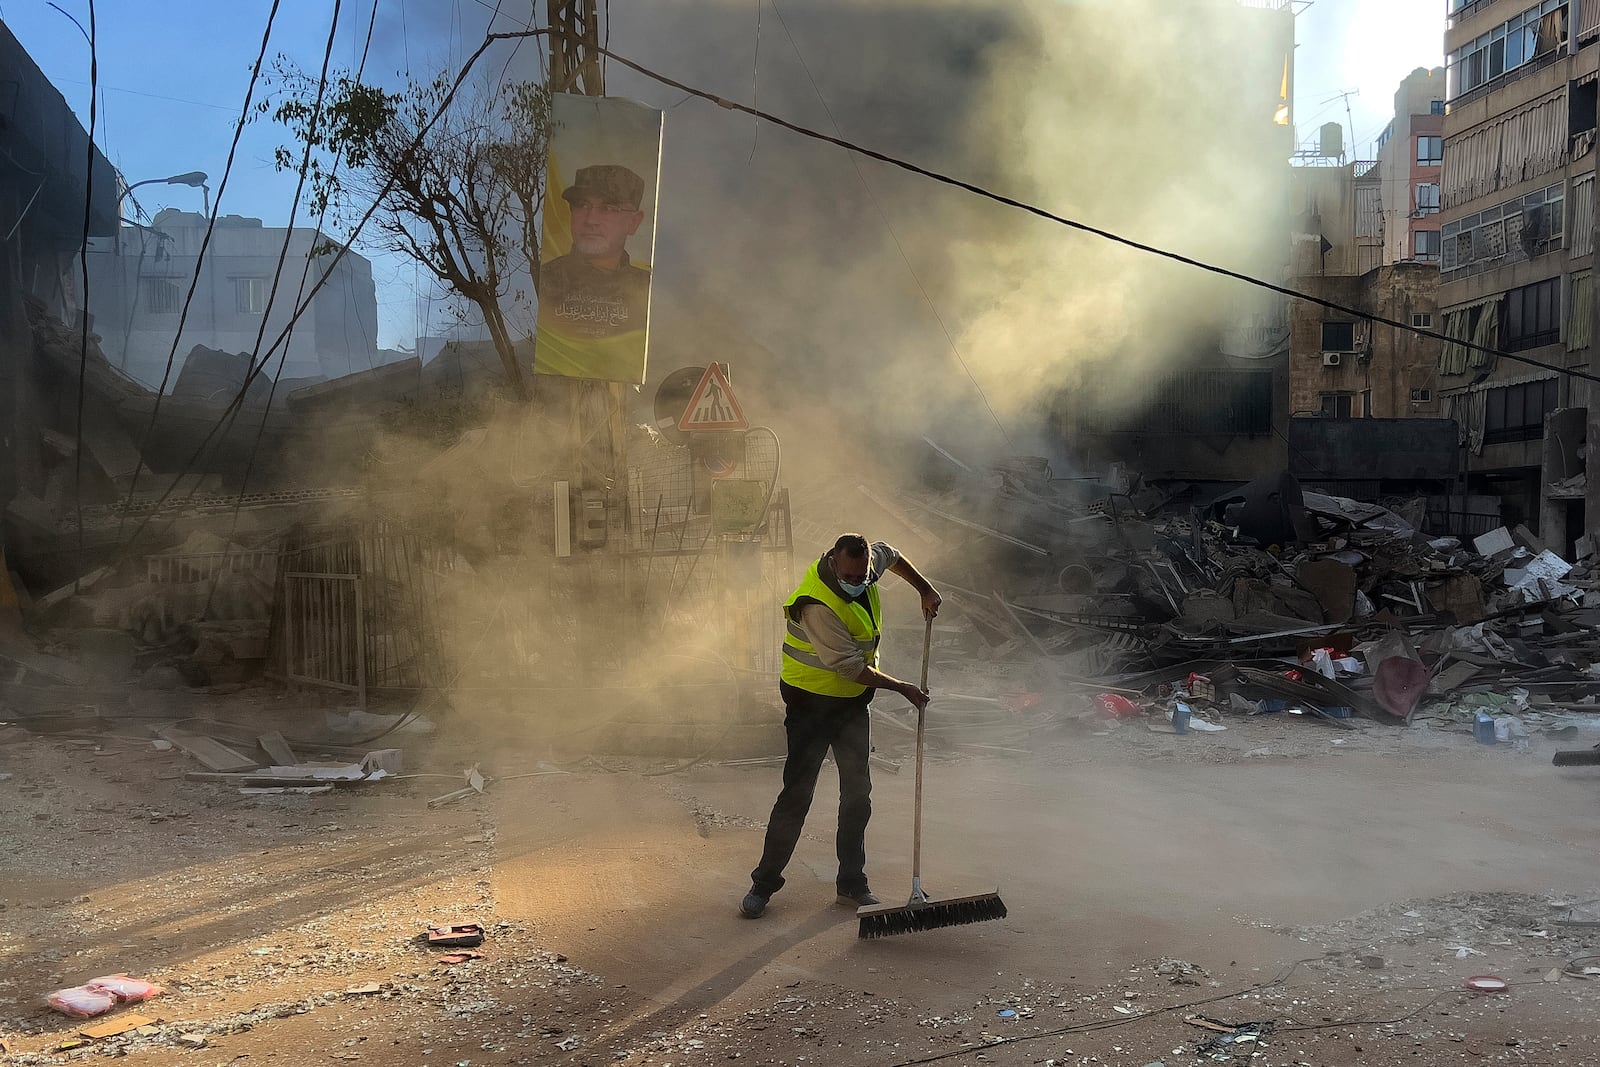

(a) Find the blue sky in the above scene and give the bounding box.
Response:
[3,0,1445,352]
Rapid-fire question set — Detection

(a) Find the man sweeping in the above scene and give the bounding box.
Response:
[740,534,941,919]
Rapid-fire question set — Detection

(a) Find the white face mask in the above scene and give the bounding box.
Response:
[837,580,867,598]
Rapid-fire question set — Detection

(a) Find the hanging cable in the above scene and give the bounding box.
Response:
[71,0,100,588]
[110,29,553,558]
[195,0,351,619]
[118,0,286,539]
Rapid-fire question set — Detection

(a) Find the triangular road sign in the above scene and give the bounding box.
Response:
[678,363,748,432]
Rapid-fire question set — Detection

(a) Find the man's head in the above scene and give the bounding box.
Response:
[562,165,646,263]
[828,533,870,588]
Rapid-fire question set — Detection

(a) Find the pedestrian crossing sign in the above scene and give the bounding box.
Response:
[677,362,748,432]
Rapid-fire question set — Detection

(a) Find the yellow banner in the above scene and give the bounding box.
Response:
[535,94,664,385]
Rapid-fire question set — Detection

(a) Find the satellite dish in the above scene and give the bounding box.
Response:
[653,366,707,445]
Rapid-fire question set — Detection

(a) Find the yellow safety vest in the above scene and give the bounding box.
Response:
[780,560,882,698]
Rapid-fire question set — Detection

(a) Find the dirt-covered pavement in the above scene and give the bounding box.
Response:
[2,704,1599,1067]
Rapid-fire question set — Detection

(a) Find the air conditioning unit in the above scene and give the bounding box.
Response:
[1321,352,1343,367]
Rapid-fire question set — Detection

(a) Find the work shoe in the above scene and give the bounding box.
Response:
[836,889,880,908]
[740,891,769,919]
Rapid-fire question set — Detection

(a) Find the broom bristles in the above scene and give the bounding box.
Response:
[856,891,1006,939]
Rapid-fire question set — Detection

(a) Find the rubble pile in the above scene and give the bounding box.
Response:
[905,457,1600,749]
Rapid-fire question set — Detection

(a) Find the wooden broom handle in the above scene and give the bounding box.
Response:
[913,617,931,882]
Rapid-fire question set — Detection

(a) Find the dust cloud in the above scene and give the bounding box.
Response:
[281,0,1300,745]
[605,0,1297,472]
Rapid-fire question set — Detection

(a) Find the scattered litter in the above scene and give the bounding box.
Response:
[1154,958,1207,984]
[1464,975,1509,993]
[426,923,486,948]
[79,1012,160,1039]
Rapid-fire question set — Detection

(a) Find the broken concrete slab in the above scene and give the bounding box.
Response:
[154,727,260,772]
[1474,527,1515,558]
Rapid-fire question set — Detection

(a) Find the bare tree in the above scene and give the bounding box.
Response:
[268,64,551,400]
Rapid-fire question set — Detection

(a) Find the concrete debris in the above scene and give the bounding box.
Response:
[900,460,1600,749]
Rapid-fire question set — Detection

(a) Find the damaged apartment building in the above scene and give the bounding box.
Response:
[1284,69,1458,511]
[1438,0,1597,559]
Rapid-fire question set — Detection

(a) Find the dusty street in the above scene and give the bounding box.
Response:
[3,705,1600,1067]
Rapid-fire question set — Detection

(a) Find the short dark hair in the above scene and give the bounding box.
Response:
[832,533,869,558]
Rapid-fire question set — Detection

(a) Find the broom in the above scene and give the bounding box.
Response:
[858,618,1007,939]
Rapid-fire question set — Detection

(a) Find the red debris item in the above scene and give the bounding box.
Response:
[1282,669,1303,682]
[427,924,485,948]
[436,951,484,965]
[1374,657,1432,722]
[86,976,163,1003]
[1093,693,1142,719]
[1464,975,1509,993]
[1186,673,1215,701]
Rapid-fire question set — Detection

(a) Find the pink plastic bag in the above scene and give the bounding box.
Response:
[47,985,117,1018]
[47,974,164,1017]
[88,975,164,1002]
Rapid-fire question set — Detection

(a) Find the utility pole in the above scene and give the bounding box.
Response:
[546,0,627,504]
[548,0,604,97]
[545,0,636,674]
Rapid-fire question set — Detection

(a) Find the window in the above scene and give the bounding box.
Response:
[234,276,268,314]
[1570,78,1598,140]
[1416,183,1441,214]
[1447,0,1570,100]
[1416,135,1443,166]
[141,278,180,314]
[1430,99,1446,115]
[1411,388,1432,402]
[1321,321,1356,351]
[1484,378,1559,443]
[1414,231,1442,262]
[1441,181,1565,279]
[1320,393,1354,419]
[1524,189,1565,257]
[1504,277,1562,351]
[1413,313,1434,328]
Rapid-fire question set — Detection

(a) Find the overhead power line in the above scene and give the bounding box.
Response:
[768,0,1014,452]
[541,35,1599,389]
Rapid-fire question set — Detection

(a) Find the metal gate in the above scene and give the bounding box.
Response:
[281,572,366,705]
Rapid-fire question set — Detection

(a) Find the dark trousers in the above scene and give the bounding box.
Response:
[750,681,874,898]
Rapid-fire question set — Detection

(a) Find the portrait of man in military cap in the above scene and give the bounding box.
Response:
[539,163,653,341]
